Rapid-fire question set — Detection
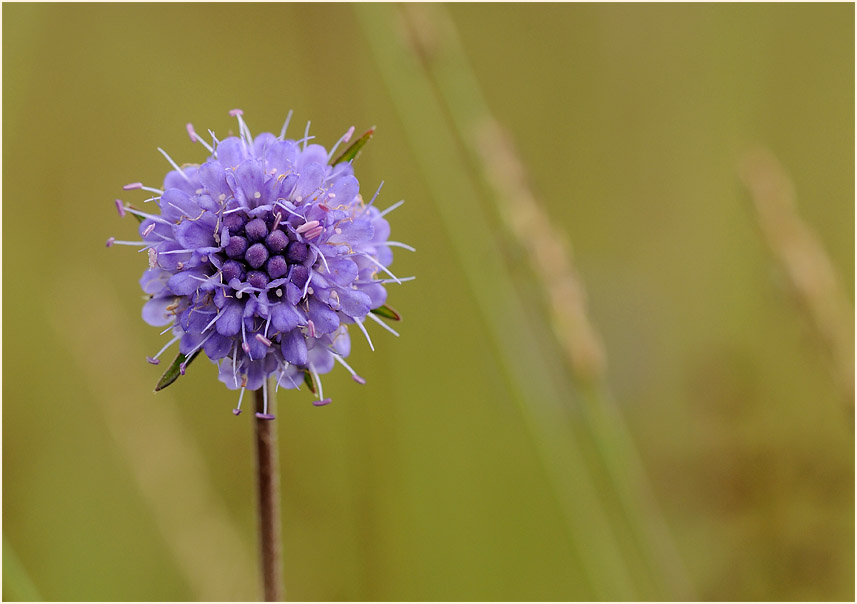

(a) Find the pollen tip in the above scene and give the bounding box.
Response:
[179,362,187,375]
[232,408,242,416]
[312,398,332,407]
[229,108,244,117]
[114,199,126,218]
[255,412,276,420]
[105,236,116,247]
[352,375,367,385]
[123,182,143,190]
[146,356,160,365]
[186,123,198,142]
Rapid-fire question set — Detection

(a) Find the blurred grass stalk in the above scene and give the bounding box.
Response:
[52,270,255,601]
[3,536,42,602]
[739,149,855,419]
[359,3,694,600]
[358,4,680,600]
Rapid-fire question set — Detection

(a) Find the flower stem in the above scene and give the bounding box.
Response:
[254,380,283,602]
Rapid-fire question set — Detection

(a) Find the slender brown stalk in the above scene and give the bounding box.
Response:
[255,379,284,602]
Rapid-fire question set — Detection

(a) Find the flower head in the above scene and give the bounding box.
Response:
[110,111,410,417]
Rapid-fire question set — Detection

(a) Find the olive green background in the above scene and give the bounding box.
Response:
[3,3,853,601]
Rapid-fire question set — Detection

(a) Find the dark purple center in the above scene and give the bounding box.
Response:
[214,210,313,295]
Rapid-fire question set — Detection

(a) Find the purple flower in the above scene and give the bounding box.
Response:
[109,110,412,418]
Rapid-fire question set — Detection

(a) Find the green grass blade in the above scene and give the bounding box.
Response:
[356,5,638,599]
[3,536,42,602]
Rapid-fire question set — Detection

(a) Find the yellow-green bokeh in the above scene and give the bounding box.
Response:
[3,3,853,601]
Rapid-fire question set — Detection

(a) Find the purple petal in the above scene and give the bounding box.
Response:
[142,296,175,326]
[307,297,339,334]
[337,288,372,318]
[327,175,360,205]
[280,329,308,366]
[298,144,328,169]
[159,188,201,222]
[198,161,232,201]
[176,217,216,249]
[217,137,247,167]
[216,300,244,336]
[253,132,277,158]
[307,344,335,373]
[293,163,324,202]
[270,301,303,333]
[265,140,299,176]
[233,159,267,208]
[167,269,205,296]
[204,333,233,360]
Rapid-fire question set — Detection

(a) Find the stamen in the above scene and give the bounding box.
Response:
[157,147,191,182]
[186,123,214,153]
[148,248,158,268]
[114,199,126,218]
[327,125,355,160]
[354,317,375,351]
[142,223,156,237]
[233,386,246,415]
[272,212,283,231]
[255,378,276,420]
[278,109,294,140]
[309,364,331,407]
[123,182,143,190]
[365,181,384,209]
[333,353,366,384]
[149,334,181,364]
[307,320,316,338]
[382,241,416,252]
[379,199,405,218]
[255,334,272,347]
[367,311,400,337]
[359,253,402,284]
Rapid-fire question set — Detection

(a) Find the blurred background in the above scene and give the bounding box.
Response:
[3,3,853,601]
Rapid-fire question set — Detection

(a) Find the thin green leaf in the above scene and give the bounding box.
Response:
[154,350,200,392]
[303,369,317,394]
[330,127,374,165]
[370,304,401,321]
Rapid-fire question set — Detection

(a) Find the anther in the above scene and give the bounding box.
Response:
[242,342,250,354]
[186,123,198,142]
[105,237,115,247]
[255,334,272,347]
[148,248,158,268]
[114,199,126,218]
[304,225,324,240]
[142,223,156,237]
[312,398,332,407]
[229,108,244,117]
[123,182,143,190]
[307,320,317,338]
[295,220,320,235]
[146,356,160,365]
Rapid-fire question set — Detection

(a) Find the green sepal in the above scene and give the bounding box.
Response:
[330,127,375,166]
[303,369,317,394]
[370,304,401,321]
[154,350,200,392]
